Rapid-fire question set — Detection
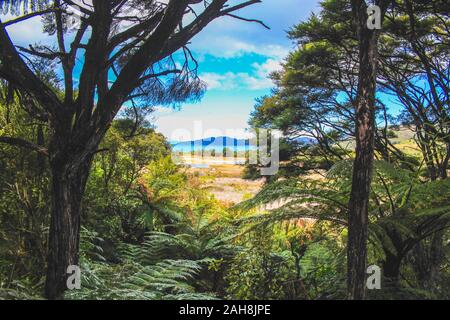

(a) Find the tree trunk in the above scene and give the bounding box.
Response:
[383,252,401,287]
[44,150,93,300]
[440,145,449,179]
[347,0,380,300]
[413,230,445,291]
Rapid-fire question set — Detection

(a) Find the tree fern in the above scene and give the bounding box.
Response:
[118,229,237,267]
[65,259,214,300]
[235,160,450,293]
[237,160,450,233]
[66,230,218,300]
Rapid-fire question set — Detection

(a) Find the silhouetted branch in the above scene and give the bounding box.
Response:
[0,136,48,155]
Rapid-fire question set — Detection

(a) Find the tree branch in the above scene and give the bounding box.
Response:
[0,136,48,156]
[2,8,58,27]
[0,20,63,118]
[224,13,270,29]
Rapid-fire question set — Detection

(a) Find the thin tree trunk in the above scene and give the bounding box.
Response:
[383,252,402,286]
[44,151,93,299]
[440,145,449,179]
[347,0,381,300]
[382,231,405,288]
[413,230,445,291]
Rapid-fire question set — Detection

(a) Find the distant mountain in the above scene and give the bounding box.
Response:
[171,136,315,152]
[291,136,316,145]
[171,136,252,152]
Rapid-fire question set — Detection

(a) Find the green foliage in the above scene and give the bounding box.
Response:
[65,229,216,300]
[0,90,50,291]
[65,153,235,300]
[225,228,293,300]
[65,258,215,300]
[1,0,449,301]
[236,160,450,298]
[83,122,171,242]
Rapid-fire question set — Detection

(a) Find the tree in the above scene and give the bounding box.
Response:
[248,0,447,299]
[248,0,414,180]
[347,0,449,297]
[84,120,171,243]
[0,82,51,285]
[238,159,450,298]
[379,0,450,180]
[347,0,390,299]
[0,0,264,299]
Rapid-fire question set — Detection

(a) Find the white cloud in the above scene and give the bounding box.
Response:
[242,74,274,90]
[155,115,252,140]
[199,57,284,91]
[2,14,51,45]
[199,72,234,90]
[253,58,284,77]
[199,71,270,91]
[190,35,290,60]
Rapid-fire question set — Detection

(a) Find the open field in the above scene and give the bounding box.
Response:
[179,155,264,205]
[176,155,247,166]
[176,126,420,206]
[339,126,422,156]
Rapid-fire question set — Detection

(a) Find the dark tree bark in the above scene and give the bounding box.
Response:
[381,229,406,288]
[383,252,402,286]
[45,160,91,299]
[44,133,97,299]
[347,0,385,300]
[412,230,446,291]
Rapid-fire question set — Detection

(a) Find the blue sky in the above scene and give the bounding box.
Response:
[156,0,321,140]
[2,0,320,140]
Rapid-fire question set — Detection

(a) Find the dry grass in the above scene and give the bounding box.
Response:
[179,126,421,207]
[181,155,263,206]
